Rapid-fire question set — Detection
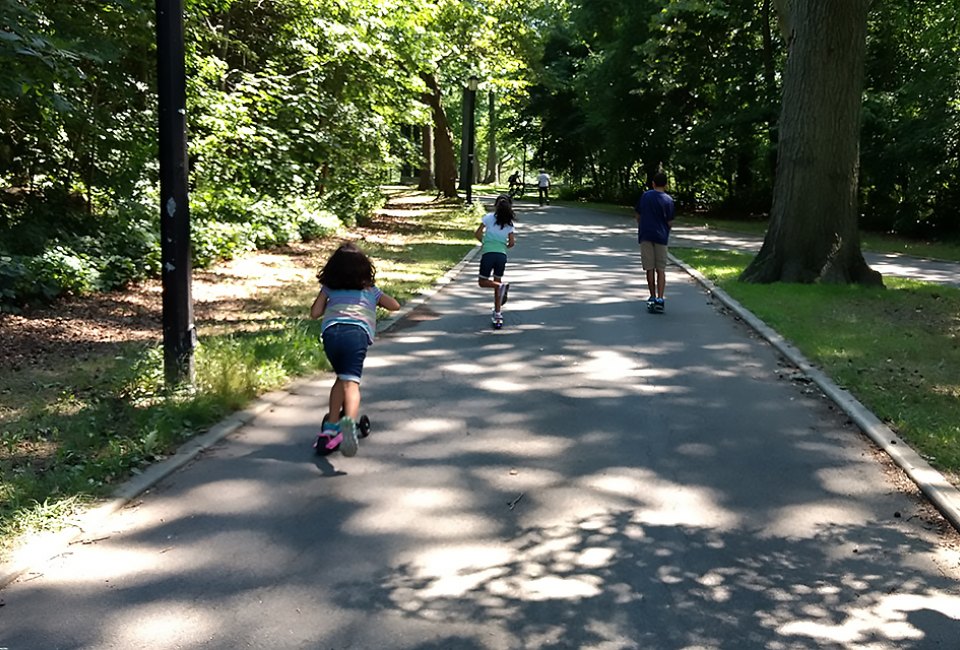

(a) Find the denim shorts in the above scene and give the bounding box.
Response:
[321,323,369,384]
[479,252,507,280]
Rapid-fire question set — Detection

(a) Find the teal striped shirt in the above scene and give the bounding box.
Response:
[320,286,384,343]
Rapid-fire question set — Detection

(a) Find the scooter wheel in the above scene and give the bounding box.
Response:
[358,414,371,438]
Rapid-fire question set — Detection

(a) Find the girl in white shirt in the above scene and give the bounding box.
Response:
[474,195,517,325]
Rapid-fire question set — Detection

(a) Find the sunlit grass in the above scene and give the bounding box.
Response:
[673,214,770,235]
[673,248,960,478]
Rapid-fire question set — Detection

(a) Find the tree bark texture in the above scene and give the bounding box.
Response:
[417,121,435,191]
[420,72,458,198]
[741,0,882,286]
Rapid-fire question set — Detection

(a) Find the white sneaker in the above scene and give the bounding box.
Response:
[498,282,510,305]
[339,416,359,457]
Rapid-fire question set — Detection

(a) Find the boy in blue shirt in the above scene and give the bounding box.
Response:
[635,172,675,311]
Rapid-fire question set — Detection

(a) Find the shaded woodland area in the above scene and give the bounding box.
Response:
[2,0,959,308]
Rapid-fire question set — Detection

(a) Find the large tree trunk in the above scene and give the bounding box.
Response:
[417,121,435,191]
[419,71,458,198]
[741,0,882,286]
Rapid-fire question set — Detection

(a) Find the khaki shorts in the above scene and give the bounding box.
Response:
[640,241,668,270]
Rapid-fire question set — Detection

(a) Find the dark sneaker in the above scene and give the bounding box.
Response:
[339,416,359,457]
[499,282,510,305]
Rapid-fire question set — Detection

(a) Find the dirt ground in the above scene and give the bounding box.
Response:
[0,243,329,373]
[0,192,446,373]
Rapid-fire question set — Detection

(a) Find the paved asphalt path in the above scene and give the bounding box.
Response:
[2,204,959,649]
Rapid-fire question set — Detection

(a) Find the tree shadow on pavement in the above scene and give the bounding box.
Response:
[340,511,960,649]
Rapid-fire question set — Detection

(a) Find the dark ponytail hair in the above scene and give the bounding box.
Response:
[318,242,375,290]
[493,194,515,228]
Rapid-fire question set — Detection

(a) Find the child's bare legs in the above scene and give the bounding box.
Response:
[341,380,361,422]
[645,269,657,299]
[328,377,361,456]
[479,278,505,312]
[328,378,361,423]
[645,268,667,300]
[327,378,343,421]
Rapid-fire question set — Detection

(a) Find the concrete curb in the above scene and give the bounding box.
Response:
[671,253,960,533]
[0,388,294,589]
[0,244,482,590]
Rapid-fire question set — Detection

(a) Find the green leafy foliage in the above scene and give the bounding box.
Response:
[527,0,782,209]
[189,191,341,266]
[527,0,960,239]
[862,0,960,237]
[4,0,956,306]
[0,196,161,308]
[1,0,456,309]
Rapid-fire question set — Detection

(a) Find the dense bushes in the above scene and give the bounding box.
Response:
[0,0,417,313]
[1,196,159,310]
[189,191,342,267]
[857,2,960,238]
[0,192,345,313]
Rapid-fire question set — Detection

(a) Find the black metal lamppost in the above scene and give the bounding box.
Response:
[463,75,479,204]
[520,119,528,188]
[156,0,196,387]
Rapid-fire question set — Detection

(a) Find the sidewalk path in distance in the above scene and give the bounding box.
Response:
[670,225,960,288]
[2,204,959,649]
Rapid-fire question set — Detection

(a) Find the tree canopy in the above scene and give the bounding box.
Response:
[2,0,958,307]
[527,0,959,241]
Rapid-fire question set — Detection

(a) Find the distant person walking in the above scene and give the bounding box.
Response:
[475,194,517,327]
[310,242,400,457]
[635,171,675,312]
[537,169,551,206]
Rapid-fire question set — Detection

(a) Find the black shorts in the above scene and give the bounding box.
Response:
[478,252,507,279]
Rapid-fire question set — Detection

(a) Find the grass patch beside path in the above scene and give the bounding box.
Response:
[0,189,478,562]
[673,248,960,482]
